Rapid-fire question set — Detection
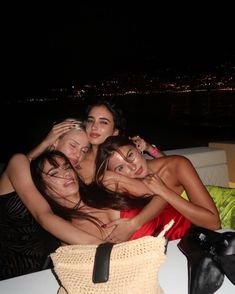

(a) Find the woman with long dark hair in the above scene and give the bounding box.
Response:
[95,135,235,239]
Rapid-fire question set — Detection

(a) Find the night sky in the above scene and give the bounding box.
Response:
[2,3,235,99]
[1,3,235,162]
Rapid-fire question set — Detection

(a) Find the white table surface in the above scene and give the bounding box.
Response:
[159,237,234,293]
[0,232,234,293]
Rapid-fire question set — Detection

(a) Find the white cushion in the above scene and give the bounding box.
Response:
[164,147,229,187]
[165,147,227,168]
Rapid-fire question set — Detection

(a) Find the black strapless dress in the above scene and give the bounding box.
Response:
[0,192,60,280]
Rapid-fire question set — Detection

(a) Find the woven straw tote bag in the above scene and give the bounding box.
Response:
[50,220,174,294]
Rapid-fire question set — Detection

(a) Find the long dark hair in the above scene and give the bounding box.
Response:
[85,99,126,135]
[93,135,151,208]
[31,149,149,215]
[30,150,102,227]
[95,135,136,185]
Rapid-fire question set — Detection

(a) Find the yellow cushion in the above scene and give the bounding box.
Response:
[229,181,235,188]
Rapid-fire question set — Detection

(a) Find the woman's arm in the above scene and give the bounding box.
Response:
[143,156,220,230]
[101,171,168,242]
[105,196,167,243]
[6,154,102,245]
[102,170,153,196]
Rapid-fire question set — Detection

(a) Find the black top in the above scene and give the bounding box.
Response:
[0,192,60,280]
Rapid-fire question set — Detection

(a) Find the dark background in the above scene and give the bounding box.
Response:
[1,3,235,162]
[2,3,234,97]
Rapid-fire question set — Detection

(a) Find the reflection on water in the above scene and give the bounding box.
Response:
[0,92,234,162]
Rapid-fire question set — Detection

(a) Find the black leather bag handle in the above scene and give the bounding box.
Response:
[92,242,114,283]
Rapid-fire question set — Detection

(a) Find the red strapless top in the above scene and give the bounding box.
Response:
[121,204,191,240]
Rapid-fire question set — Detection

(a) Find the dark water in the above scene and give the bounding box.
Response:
[1,91,235,163]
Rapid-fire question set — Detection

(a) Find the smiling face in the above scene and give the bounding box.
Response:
[86,105,119,146]
[53,129,90,167]
[107,145,149,178]
[42,155,79,200]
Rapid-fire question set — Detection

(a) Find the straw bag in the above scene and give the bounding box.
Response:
[50,220,174,294]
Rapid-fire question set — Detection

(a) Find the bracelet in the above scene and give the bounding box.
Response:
[150,145,159,157]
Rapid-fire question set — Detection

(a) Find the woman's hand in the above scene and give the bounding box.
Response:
[104,218,139,243]
[42,120,78,147]
[27,120,78,160]
[130,135,164,158]
[130,135,148,153]
[142,174,169,197]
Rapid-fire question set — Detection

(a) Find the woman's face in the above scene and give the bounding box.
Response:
[42,156,79,199]
[107,145,148,178]
[54,129,90,167]
[86,105,119,146]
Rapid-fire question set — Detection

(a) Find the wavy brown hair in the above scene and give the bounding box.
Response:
[94,135,152,208]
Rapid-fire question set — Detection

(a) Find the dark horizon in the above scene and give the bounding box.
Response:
[2,4,235,99]
[2,52,234,100]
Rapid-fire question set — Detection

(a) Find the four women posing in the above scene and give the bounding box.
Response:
[0,99,234,280]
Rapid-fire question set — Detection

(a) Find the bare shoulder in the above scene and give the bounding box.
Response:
[147,155,191,172]
[0,154,30,193]
[160,154,191,164]
[5,154,30,178]
[164,155,193,170]
[7,153,29,168]
[147,154,187,165]
[9,153,28,163]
